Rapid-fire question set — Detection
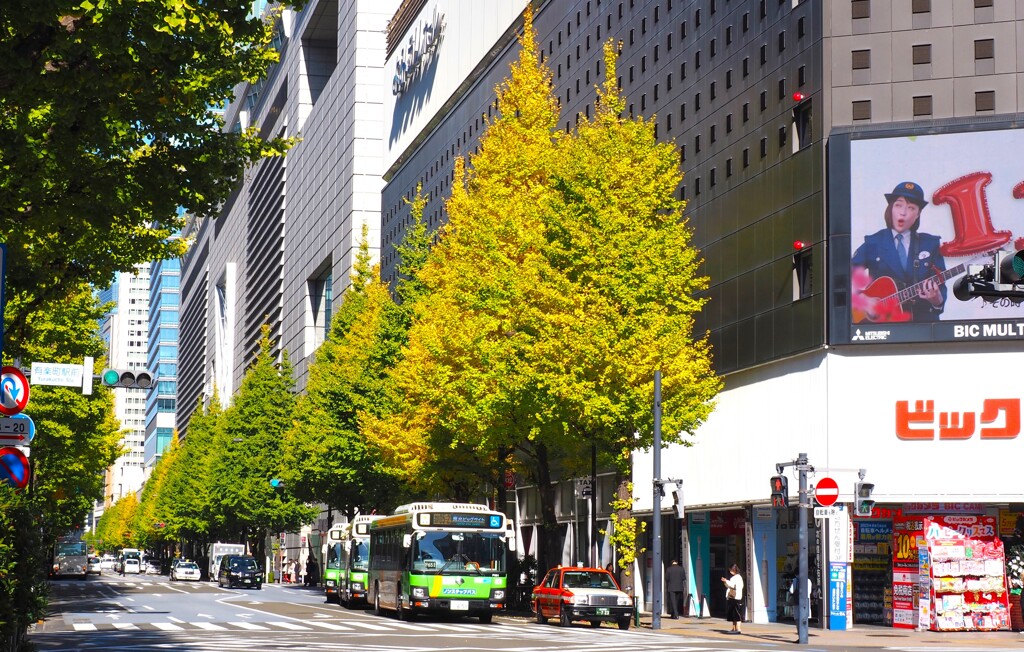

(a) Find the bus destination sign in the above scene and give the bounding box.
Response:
[430,512,504,529]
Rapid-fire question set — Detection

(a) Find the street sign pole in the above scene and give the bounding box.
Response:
[776,453,814,645]
[651,370,663,632]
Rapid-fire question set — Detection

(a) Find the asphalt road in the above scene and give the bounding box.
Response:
[28,573,1024,652]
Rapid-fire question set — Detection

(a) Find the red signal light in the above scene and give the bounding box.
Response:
[792,92,805,103]
[793,240,807,250]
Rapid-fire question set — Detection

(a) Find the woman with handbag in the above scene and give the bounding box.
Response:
[720,564,745,634]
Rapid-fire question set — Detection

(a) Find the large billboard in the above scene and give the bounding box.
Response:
[831,127,1024,344]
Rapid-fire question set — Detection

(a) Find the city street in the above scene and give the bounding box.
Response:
[29,574,1024,652]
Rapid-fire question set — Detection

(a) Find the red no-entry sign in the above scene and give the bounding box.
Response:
[814,477,840,507]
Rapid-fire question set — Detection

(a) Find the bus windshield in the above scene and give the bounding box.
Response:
[412,531,506,574]
[56,542,87,557]
[327,543,342,570]
[350,540,369,571]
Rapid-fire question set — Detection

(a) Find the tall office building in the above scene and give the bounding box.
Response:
[177,0,399,439]
[381,0,1024,631]
[144,257,180,467]
[97,265,152,506]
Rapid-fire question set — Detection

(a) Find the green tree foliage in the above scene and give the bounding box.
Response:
[0,0,304,352]
[209,327,316,554]
[284,233,405,517]
[371,12,719,573]
[134,435,179,550]
[0,487,46,648]
[159,396,223,545]
[93,492,139,552]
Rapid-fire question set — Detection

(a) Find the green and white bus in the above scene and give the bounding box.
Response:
[367,502,516,623]
[324,514,380,606]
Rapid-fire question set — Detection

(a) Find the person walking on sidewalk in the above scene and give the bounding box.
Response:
[665,560,686,619]
[720,564,744,634]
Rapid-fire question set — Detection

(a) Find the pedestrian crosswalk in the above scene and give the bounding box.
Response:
[69,620,543,634]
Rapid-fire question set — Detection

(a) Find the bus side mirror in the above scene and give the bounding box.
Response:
[402,534,412,548]
[506,524,518,553]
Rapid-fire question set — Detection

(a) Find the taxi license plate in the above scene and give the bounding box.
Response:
[243,579,251,583]
[450,600,469,611]
[596,608,609,616]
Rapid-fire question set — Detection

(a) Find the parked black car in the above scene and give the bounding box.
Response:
[216,555,263,589]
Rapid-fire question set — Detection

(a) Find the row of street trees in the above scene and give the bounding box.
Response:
[95,8,721,590]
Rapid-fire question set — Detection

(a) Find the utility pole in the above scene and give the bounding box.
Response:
[775,453,813,645]
[650,370,682,631]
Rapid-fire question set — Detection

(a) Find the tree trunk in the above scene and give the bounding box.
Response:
[615,471,635,595]
[534,442,560,574]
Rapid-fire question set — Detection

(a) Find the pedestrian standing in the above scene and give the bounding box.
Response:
[720,564,744,634]
[283,558,291,583]
[665,560,686,619]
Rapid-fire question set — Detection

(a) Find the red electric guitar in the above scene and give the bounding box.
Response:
[852,262,971,324]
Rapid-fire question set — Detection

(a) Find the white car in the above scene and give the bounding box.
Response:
[171,561,201,582]
[87,557,102,575]
[100,556,116,570]
[123,558,141,574]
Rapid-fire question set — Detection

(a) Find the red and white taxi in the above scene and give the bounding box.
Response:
[532,566,633,629]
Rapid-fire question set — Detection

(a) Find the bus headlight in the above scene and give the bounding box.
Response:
[326,579,336,587]
[351,582,364,591]
[492,590,505,600]
[411,587,427,598]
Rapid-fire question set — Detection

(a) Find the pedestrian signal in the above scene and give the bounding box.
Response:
[771,475,789,508]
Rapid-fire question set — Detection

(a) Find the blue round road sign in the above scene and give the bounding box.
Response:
[0,446,30,490]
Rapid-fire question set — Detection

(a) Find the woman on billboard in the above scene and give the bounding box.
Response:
[851,181,947,323]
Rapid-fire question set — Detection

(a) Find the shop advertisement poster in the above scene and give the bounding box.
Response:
[829,562,849,631]
[892,517,924,628]
[917,548,932,631]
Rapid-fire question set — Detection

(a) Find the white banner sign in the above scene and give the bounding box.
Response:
[30,363,84,387]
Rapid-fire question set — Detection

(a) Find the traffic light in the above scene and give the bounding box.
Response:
[854,482,875,516]
[999,248,1024,283]
[770,475,789,508]
[101,368,154,389]
[953,249,1024,301]
[671,485,684,519]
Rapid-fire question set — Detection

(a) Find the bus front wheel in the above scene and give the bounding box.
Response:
[396,593,412,621]
[478,612,492,624]
[373,586,384,617]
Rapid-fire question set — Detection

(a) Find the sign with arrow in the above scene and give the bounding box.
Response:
[0,413,35,446]
[0,366,29,416]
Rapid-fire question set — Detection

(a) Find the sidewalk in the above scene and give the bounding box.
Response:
[640,614,1024,649]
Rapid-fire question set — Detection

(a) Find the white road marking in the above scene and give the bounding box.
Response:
[233,622,271,630]
[71,624,96,631]
[151,622,184,631]
[191,621,228,630]
[267,621,312,630]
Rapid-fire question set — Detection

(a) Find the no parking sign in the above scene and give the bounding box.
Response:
[0,446,30,490]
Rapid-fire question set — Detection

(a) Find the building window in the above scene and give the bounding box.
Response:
[778,125,787,148]
[852,99,872,121]
[726,157,733,177]
[975,39,994,60]
[695,92,701,111]
[642,56,647,73]
[912,44,931,65]
[798,65,806,86]
[695,8,702,26]
[975,0,992,7]
[710,167,717,187]
[913,95,933,117]
[760,44,767,65]
[743,12,750,32]
[641,93,647,111]
[681,61,687,80]
[667,72,673,90]
[666,113,673,131]
[851,0,870,20]
[710,124,717,144]
[695,50,701,70]
[778,30,786,53]
[726,25,733,45]
[912,0,930,13]
[793,100,811,151]
[743,102,750,122]
[760,90,767,111]
[778,78,786,100]
[760,137,768,157]
[852,49,871,70]
[726,69,733,88]
[726,113,733,132]
[793,248,813,300]
[710,81,717,100]
[798,16,805,38]
[743,147,750,168]
[976,90,995,113]
[695,134,701,153]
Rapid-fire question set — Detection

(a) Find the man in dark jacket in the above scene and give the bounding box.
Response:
[665,560,687,619]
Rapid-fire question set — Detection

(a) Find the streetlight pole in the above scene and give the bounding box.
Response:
[776,453,813,645]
